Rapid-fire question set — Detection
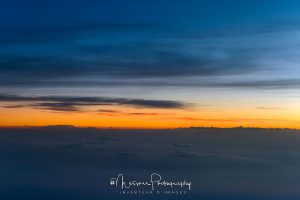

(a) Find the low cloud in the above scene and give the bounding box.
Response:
[0,94,190,112]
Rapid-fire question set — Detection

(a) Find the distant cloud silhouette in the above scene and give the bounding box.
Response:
[2,104,25,108]
[97,109,169,117]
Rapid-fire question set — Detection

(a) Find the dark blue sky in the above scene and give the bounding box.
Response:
[1,0,300,85]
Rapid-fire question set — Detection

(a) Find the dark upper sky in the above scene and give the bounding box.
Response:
[1,0,300,87]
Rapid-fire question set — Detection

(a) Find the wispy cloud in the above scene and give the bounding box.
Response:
[97,109,166,116]
[2,21,300,90]
[174,117,297,123]
[256,107,286,110]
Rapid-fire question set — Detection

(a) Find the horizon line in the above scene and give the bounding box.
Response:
[0,125,299,131]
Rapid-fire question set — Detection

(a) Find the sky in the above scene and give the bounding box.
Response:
[0,0,300,128]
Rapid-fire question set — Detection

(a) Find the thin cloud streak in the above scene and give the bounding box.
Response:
[256,107,286,110]
[1,78,300,90]
[97,109,167,117]
[174,117,299,123]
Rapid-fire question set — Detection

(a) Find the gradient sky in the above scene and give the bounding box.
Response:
[1,0,300,128]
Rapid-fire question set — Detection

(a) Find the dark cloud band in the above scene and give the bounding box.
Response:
[0,94,189,112]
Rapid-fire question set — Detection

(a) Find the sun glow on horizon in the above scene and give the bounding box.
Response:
[1,102,299,129]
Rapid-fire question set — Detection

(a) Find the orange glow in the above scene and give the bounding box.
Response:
[1,103,300,129]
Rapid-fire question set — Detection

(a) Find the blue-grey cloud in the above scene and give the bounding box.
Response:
[0,43,257,81]
[1,25,299,91]
[2,78,300,90]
